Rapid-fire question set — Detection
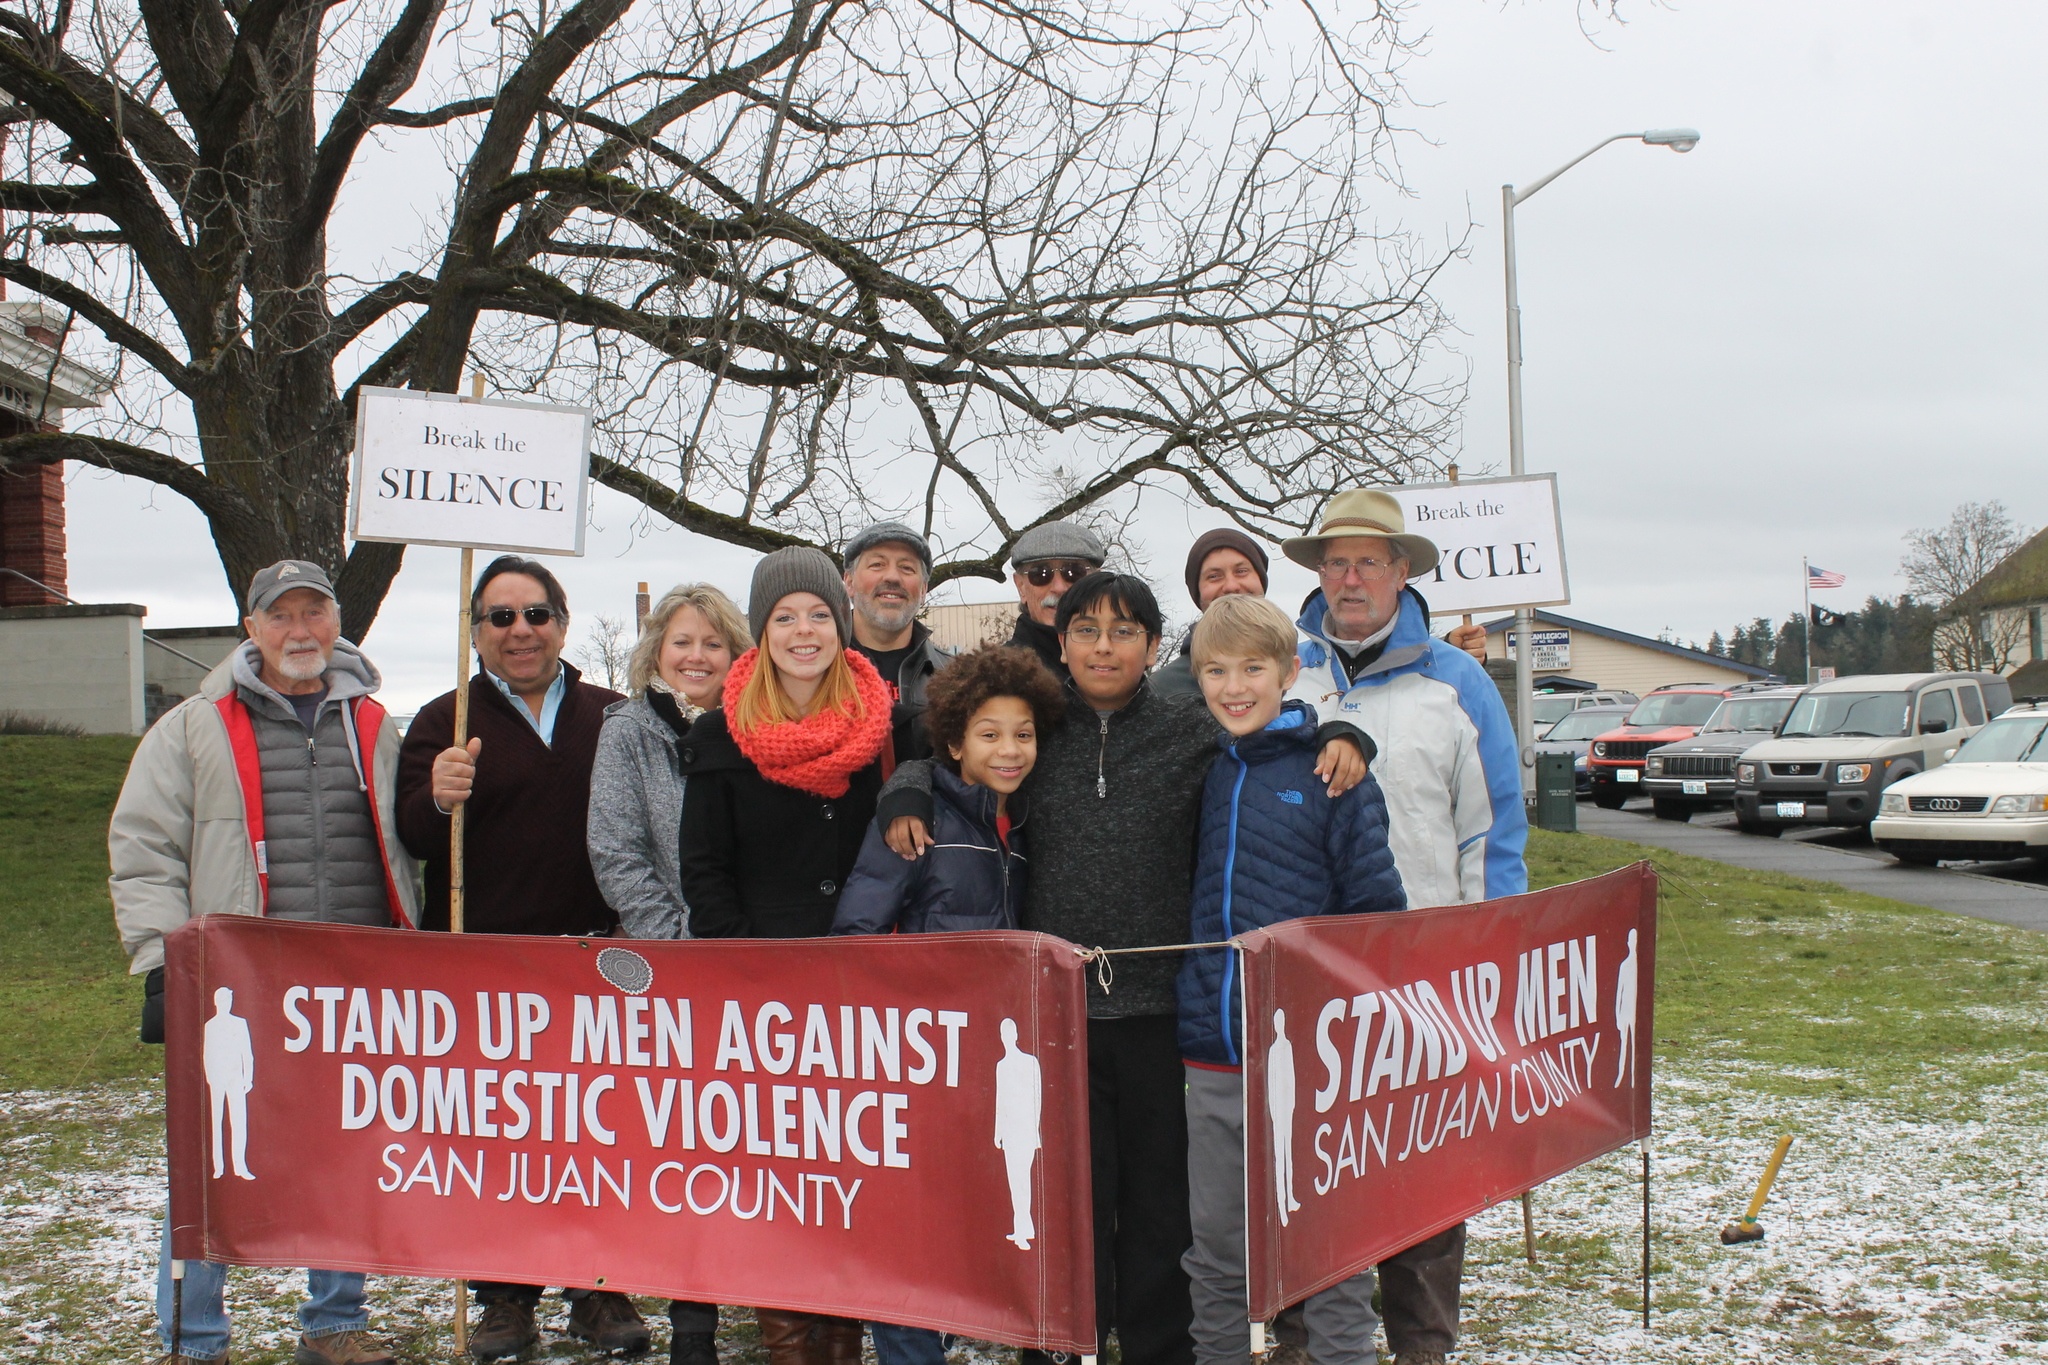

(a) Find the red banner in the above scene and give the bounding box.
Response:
[164,918,1097,1351]
[1239,864,1656,1316]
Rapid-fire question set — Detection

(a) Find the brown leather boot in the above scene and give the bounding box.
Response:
[818,1317,864,1365]
[755,1309,821,1365]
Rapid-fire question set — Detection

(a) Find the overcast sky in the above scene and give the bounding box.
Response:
[57,0,2048,714]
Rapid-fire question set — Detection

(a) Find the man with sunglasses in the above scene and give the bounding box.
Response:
[1004,521,1108,671]
[1283,490,1526,1365]
[395,555,650,1360]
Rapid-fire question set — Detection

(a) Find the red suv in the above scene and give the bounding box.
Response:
[1588,684,1737,809]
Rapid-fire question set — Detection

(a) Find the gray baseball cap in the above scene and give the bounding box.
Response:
[1010,521,1107,569]
[245,559,338,614]
[843,521,933,574]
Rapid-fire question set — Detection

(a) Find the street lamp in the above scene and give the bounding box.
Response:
[1502,128,1700,803]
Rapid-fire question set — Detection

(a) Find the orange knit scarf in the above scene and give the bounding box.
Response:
[722,648,892,797]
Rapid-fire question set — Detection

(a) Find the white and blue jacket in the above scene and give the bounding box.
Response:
[1289,588,1528,909]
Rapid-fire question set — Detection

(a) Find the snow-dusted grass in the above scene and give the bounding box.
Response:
[5,772,2048,1361]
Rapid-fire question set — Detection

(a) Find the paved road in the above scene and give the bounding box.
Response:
[1572,803,2048,934]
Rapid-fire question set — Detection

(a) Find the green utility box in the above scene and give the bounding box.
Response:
[1534,751,1578,833]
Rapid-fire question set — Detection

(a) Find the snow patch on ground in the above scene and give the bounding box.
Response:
[4,1065,2048,1363]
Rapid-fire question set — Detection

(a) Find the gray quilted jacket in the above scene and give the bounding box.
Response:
[587,690,698,938]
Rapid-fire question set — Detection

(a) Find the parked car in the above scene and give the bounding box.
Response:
[1731,672,2014,835]
[1871,700,2048,865]
[1532,689,1641,734]
[1641,686,1804,821]
[1534,704,1636,795]
[1587,683,1739,809]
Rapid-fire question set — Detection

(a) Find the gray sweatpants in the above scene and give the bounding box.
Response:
[1182,1066,1379,1365]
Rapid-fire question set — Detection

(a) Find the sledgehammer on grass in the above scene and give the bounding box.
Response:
[1720,1134,1794,1244]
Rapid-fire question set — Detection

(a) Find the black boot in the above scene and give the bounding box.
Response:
[670,1331,718,1365]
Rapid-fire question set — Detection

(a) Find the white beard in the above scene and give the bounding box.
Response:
[276,647,330,682]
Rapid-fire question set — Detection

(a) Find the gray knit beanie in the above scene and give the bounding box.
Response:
[748,546,853,646]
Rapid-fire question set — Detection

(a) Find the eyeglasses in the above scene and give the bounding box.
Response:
[484,605,557,629]
[1064,623,1148,646]
[1023,563,1094,587]
[1318,556,1401,582]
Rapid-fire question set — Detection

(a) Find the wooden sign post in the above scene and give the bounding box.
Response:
[349,375,595,1355]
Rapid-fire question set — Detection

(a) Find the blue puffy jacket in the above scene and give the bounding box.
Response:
[1176,702,1406,1066]
[832,766,1027,935]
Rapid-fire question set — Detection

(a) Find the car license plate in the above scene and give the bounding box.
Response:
[1617,769,1639,783]
[1775,801,1806,818]
[1682,781,1708,796]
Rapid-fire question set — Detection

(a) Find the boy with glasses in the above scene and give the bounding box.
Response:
[396,555,650,1359]
[876,573,1374,1365]
[1004,521,1108,671]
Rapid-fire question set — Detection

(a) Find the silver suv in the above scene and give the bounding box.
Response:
[1731,672,2014,835]
[1642,685,1804,821]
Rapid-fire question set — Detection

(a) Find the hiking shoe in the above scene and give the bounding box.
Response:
[568,1291,653,1355]
[296,1331,396,1365]
[1392,1353,1448,1365]
[670,1331,719,1365]
[1267,1343,1311,1365]
[469,1299,539,1359]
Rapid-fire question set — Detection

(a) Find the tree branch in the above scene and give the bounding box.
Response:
[0,431,246,520]
[0,255,193,388]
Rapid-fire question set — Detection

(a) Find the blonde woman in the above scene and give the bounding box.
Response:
[678,546,892,1365]
[587,583,752,943]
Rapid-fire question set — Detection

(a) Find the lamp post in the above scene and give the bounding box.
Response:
[1502,128,1699,803]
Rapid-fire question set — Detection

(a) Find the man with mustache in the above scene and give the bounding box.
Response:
[1004,521,1108,672]
[110,560,420,1365]
[841,521,956,761]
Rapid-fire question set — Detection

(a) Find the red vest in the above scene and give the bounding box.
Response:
[213,692,414,928]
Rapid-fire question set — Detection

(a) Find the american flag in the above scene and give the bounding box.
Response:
[1808,564,1846,589]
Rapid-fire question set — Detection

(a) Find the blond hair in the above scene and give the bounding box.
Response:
[627,584,753,697]
[731,646,867,731]
[1190,593,1299,670]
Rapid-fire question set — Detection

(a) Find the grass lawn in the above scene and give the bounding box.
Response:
[2,734,2046,1361]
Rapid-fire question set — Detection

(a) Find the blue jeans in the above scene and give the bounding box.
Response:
[157,1220,369,1357]
[869,1322,949,1365]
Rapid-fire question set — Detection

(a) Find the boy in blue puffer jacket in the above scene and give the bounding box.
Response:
[1176,594,1405,1365]
[831,643,1067,1365]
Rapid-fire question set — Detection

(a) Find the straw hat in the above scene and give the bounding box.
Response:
[1280,490,1440,577]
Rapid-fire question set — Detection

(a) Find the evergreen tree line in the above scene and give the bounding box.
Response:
[1701,596,1937,682]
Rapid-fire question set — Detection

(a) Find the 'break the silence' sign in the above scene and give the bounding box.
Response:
[349,386,594,556]
[1384,473,1568,616]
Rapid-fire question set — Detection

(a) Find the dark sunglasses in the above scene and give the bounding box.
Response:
[1023,563,1093,587]
[484,605,557,629]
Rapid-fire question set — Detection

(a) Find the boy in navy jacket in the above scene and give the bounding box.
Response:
[832,644,1066,1365]
[1175,594,1405,1365]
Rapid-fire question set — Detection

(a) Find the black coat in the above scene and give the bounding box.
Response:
[677,708,884,939]
[1005,610,1065,674]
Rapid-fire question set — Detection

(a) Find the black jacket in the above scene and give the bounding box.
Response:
[1005,610,1064,674]
[863,620,957,762]
[677,708,884,939]
[832,767,1028,935]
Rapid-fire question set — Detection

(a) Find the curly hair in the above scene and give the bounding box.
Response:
[924,644,1067,769]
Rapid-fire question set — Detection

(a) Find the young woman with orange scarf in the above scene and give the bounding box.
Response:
[677,546,894,1365]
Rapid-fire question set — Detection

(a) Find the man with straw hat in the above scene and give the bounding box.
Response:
[1281,489,1527,1365]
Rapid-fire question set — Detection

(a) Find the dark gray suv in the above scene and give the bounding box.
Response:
[1641,686,1803,821]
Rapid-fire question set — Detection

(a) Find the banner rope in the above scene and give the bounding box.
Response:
[1070,939,1247,995]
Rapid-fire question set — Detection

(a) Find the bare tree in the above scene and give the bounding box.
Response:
[1902,500,2034,671]
[0,0,1459,638]
[574,612,631,691]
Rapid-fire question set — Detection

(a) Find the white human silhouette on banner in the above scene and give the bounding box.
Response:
[1613,928,1639,1089]
[1268,1008,1301,1227]
[204,986,256,1180]
[993,1018,1042,1250]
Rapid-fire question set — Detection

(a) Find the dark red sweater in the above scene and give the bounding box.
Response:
[397,663,624,936]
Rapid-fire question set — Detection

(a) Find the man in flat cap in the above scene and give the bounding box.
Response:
[1004,521,1108,671]
[842,521,956,761]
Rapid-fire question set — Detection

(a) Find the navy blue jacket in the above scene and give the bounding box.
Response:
[1176,702,1406,1066]
[832,767,1028,935]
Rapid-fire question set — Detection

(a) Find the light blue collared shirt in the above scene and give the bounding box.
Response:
[488,665,567,746]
